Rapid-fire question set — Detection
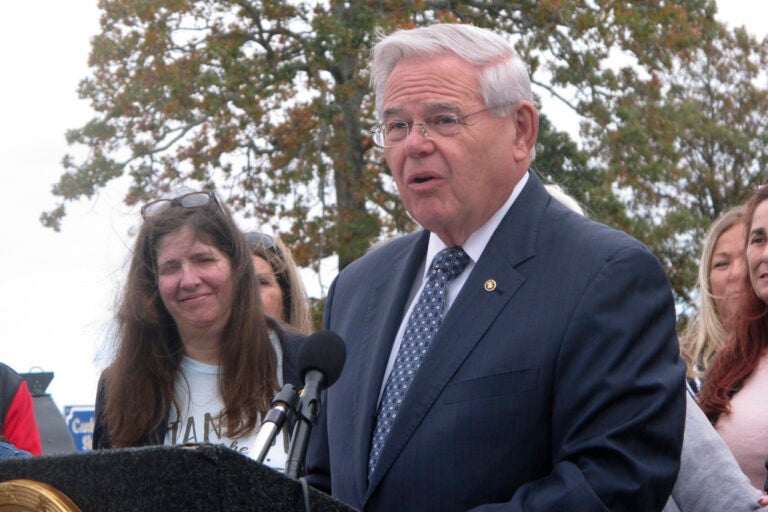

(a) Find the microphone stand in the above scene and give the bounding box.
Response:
[253,384,299,465]
[285,370,324,479]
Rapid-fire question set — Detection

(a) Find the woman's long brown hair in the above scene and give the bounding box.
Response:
[103,195,276,446]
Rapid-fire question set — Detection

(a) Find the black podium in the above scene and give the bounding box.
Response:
[0,444,356,511]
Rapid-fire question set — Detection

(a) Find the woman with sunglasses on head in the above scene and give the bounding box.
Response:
[701,185,768,495]
[93,191,306,471]
[245,231,313,334]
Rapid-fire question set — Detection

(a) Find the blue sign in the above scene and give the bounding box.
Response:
[64,405,95,451]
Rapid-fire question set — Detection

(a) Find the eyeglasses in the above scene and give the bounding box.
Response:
[244,231,276,251]
[370,105,505,148]
[140,191,220,218]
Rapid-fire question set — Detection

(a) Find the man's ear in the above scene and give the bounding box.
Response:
[511,101,538,162]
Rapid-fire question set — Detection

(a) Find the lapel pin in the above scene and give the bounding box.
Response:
[484,279,497,292]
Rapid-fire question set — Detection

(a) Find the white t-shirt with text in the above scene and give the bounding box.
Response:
[164,333,288,471]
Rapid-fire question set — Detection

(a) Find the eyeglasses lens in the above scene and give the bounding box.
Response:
[178,192,212,208]
[245,232,276,250]
[141,200,172,217]
[141,191,214,218]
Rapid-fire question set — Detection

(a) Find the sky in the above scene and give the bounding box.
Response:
[0,1,766,413]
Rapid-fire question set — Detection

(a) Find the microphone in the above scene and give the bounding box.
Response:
[297,330,346,420]
[285,330,346,478]
[252,383,299,464]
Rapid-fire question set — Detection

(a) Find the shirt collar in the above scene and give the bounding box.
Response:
[424,170,529,274]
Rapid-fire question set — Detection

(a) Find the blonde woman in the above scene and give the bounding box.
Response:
[245,232,313,334]
[681,206,746,394]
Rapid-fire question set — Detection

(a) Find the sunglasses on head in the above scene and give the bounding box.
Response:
[244,231,276,251]
[140,191,221,218]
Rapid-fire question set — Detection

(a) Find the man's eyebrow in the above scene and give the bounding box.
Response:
[750,227,766,237]
[381,103,460,119]
[382,106,404,118]
[423,102,460,114]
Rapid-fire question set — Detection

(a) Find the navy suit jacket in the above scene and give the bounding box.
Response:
[306,172,685,511]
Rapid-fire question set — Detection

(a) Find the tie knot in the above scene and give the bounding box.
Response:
[429,247,470,282]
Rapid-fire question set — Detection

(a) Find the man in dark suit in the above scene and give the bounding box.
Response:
[306,23,685,511]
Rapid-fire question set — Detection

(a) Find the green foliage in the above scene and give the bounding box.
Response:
[46,0,768,310]
[586,22,768,304]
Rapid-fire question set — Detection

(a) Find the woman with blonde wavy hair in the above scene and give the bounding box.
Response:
[680,205,746,394]
[245,231,313,334]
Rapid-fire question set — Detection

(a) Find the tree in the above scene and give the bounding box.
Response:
[45,0,765,309]
[588,22,768,306]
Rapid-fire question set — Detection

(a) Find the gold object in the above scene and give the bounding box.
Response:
[484,279,497,292]
[0,479,80,511]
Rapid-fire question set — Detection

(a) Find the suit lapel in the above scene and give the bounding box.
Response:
[347,232,430,500]
[365,172,549,499]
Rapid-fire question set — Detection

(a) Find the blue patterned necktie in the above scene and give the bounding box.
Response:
[368,246,470,478]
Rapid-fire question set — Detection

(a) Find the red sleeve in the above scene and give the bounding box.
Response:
[3,380,42,455]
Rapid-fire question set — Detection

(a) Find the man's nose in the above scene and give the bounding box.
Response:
[403,123,435,156]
